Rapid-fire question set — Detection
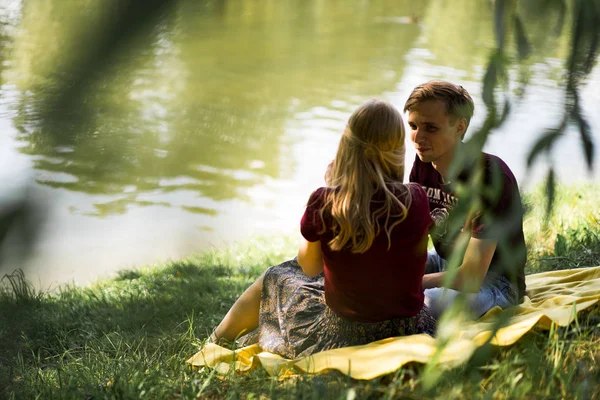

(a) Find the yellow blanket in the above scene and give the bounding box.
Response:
[186,266,600,379]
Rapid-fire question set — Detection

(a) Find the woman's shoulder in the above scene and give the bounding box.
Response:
[389,182,430,217]
[387,182,426,200]
[409,183,430,209]
[306,186,334,209]
[384,182,427,214]
[405,182,427,199]
[308,186,331,199]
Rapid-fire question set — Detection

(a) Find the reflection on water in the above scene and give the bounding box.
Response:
[0,0,597,287]
[9,0,427,216]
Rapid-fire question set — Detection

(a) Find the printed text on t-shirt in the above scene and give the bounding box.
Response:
[421,186,459,209]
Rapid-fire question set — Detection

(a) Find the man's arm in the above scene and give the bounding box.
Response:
[297,238,324,277]
[423,237,496,292]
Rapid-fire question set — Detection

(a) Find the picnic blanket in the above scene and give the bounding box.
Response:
[186,266,600,380]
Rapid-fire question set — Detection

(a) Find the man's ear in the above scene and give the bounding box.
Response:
[457,118,467,139]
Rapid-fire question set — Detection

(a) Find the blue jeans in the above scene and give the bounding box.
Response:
[423,250,519,319]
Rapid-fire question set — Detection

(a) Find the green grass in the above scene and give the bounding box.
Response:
[1,185,599,399]
[522,183,600,273]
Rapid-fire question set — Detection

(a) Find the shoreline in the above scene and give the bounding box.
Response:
[2,181,600,292]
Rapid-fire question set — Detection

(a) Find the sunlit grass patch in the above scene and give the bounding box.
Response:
[523,183,600,273]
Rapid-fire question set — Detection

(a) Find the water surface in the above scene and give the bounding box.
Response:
[0,0,597,287]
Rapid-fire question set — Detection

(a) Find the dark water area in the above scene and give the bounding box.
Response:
[0,0,598,288]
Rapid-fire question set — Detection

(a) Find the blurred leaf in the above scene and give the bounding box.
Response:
[508,0,598,188]
[526,121,566,168]
[498,98,511,127]
[554,233,567,256]
[514,15,531,60]
[583,9,600,74]
[0,201,24,245]
[571,106,595,170]
[0,189,45,272]
[482,53,500,109]
[494,0,508,50]
[483,0,510,119]
[38,0,180,125]
[553,0,567,36]
[567,0,600,84]
[545,168,556,219]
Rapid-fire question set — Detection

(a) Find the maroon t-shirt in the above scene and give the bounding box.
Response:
[409,153,527,298]
[300,183,432,323]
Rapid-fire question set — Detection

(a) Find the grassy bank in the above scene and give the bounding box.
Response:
[1,184,599,399]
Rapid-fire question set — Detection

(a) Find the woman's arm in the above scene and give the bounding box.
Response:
[297,238,324,277]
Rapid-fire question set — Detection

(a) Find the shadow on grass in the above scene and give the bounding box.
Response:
[0,260,263,398]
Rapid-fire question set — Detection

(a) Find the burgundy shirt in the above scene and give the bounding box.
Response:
[300,183,432,322]
[409,153,527,298]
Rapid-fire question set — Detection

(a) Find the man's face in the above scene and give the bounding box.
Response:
[407,100,465,165]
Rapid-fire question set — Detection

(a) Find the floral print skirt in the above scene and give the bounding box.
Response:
[241,259,436,359]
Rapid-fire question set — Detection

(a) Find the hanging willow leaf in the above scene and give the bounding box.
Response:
[526,121,566,168]
[567,0,600,83]
[0,188,45,273]
[38,0,180,124]
[571,105,595,170]
[545,168,556,219]
[482,53,500,109]
[583,7,600,74]
[514,15,531,60]
[497,98,511,127]
[493,0,507,50]
[576,0,600,75]
[553,0,567,36]
[484,0,508,115]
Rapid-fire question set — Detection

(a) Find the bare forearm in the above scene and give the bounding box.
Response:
[423,237,496,293]
[422,266,483,293]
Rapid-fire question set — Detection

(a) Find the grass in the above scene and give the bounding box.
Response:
[522,183,600,273]
[0,184,599,399]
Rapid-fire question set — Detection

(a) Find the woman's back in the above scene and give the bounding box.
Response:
[301,183,431,322]
[210,99,436,359]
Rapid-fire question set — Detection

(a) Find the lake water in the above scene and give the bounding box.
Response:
[0,0,598,288]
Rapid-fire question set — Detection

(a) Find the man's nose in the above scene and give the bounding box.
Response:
[412,127,423,143]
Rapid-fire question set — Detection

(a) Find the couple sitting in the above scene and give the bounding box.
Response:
[210,81,527,359]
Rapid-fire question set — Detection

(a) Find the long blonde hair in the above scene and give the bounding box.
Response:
[320,99,411,253]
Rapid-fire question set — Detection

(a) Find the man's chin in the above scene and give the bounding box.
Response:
[416,153,433,163]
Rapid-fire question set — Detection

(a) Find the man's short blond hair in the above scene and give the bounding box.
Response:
[404,81,475,138]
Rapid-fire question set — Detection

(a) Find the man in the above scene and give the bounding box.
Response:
[405,81,527,318]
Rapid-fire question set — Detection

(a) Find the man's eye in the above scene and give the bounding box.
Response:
[426,125,437,132]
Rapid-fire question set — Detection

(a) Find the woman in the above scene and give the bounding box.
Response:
[211,99,435,359]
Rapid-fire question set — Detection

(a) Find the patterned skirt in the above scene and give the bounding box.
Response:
[242,259,436,359]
